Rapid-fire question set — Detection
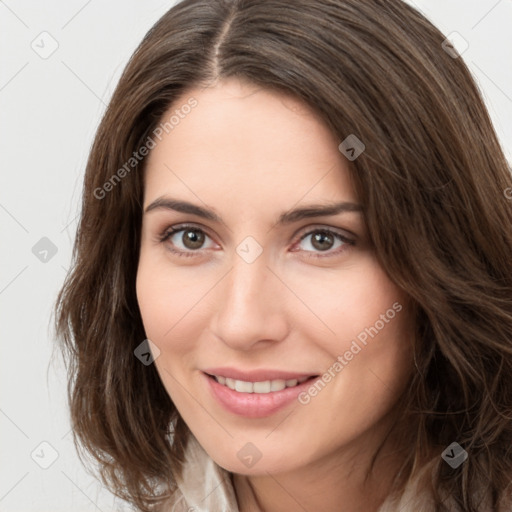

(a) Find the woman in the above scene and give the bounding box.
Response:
[54,0,512,510]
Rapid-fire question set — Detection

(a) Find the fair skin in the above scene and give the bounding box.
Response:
[136,77,415,512]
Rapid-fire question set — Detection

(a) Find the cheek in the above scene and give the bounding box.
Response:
[337,264,413,382]
[136,255,169,343]
[308,256,414,405]
[289,253,408,347]
[136,249,189,353]
[135,247,219,367]
[135,253,199,405]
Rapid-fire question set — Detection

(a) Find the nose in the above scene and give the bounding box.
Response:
[210,249,289,351]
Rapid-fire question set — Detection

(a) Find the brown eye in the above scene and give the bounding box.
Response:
[181,229,205,250]
[294,228,355,259]
[310,231,335,251]
[159,225,216,258]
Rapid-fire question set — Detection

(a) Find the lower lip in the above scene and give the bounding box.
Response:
[203,373,317,418]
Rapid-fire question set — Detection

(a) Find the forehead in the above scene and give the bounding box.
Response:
[143,78,356,209]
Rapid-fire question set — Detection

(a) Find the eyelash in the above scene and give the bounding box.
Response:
[158,223,355,260]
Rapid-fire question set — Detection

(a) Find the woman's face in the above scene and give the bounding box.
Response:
[136,77,414,475]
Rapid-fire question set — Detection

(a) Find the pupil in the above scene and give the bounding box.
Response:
[183,230,204,249]
[312,232,333,251]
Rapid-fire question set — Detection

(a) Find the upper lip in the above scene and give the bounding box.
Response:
[203,367,318,382]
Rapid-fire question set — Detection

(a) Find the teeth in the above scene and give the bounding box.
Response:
[235,380,253,393]
[270,379,286,391]
[213,375,309,393]
[253,381,271,393]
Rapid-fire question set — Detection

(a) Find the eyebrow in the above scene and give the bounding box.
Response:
[144,197,362,225]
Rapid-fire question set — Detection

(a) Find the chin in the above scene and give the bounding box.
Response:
[202,439,310,476]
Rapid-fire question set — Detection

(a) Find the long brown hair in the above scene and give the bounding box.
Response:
[54,0,512,510]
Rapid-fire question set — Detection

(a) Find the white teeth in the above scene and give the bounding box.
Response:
[270,379,286,391]
[235,380,253,393]
[213,375,309,393]
[253,381,271,393]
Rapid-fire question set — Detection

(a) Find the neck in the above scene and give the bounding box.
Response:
[232,412,411,512]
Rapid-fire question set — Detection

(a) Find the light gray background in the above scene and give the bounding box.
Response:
[1,1,511,510]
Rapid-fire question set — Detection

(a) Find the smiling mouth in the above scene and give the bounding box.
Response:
[205,373,318,394]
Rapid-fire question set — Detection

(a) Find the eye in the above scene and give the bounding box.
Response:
[292,227,355,258]
[159,224,216,258]
[158,224,355,260]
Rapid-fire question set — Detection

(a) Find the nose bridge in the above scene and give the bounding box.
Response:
[211,245,288,349]
[224,249,273,317]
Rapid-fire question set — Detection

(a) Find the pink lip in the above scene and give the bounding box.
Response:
[202,371,318,418]
[203,367,315,382]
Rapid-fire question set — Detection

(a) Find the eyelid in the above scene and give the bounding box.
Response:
[159,222,356,241]
[294,223,356,241]
[159,221,214,240]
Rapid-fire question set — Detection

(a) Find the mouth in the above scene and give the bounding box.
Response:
[203,370,320,418]
[205,373,317,394]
